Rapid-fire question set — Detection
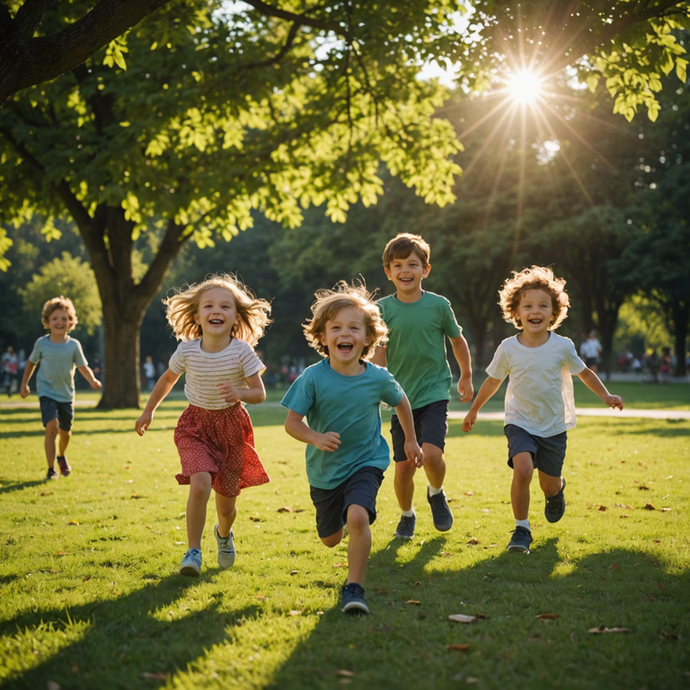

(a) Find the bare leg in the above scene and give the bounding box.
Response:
[344,504,371,586]
[186,472,213,549]
[538,470,563,497]
[215,492,238,538]
[57,428,71,457]
[510,452,534,521]
[421,443,445,488]
[44,419,58,469]
[394,461,416,512]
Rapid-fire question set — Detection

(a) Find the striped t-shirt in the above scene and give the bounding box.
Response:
[169,338,265,410]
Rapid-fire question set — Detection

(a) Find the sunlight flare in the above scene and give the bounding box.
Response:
[507,70,543,104]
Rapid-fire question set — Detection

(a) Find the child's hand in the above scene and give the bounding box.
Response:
[20,385,29,399]
[135,411,153,436]
[315,431,341,452]
[217,381,241,404]
[457,375,474,403]
[462,411,477,432]
[91,379,102,390]
[404,440,424,467]
[605,394,624,411]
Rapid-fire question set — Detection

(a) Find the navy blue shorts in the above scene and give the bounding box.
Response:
[40,396,74,432]
[505,424,566,478]
[309,466,384,539]
[390,400,448,462]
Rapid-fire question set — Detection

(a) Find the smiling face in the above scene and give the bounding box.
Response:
[46,308,74,341]
[384,251,430,302]
[517,288,555,340]
[319,305,371,371]
[194,286,238,343]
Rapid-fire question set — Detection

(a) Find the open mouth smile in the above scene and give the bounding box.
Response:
[337,343,354,352]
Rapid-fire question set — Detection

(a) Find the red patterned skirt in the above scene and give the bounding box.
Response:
[174,404,269,497]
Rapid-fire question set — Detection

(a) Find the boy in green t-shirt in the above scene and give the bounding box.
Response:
[372,233,473,539]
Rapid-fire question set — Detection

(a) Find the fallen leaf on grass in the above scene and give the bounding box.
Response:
[82,576,91,582]
[448,614,476,624]
[47,682,61,690]
[661,507,672,512]
[643,594,655,602]
[333,562,346,568]
[290,570,298,576]
[659,630,679,640]
[405,600,422,605]
[536,613,559,620]
[643,503,656,510]
[598,505,607,512]
[142,672,168,680]
[68,520,79,525]
[588,625,630,634]
[466,537,479,545]
[249,516,261,522]
[448,644,470,651]
[656,582,664,589]
[465,491,474,496]
[620,514,629,518]
[614,503,633,509]
[56,551,67,556]
[288,610,303,616]
[277,506,296,513]
[440,551,451,557]
[638,485,650,491]
[253,592,267,600]
[608,563,620,570]
[335,670,354,677]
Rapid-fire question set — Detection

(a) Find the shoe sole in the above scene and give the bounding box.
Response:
[179,565,200,576]
[393,531,414,540]
[506,544,531,554]
[342,601,369,615]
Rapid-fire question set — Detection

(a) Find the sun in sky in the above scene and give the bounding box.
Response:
[506,69,543,104]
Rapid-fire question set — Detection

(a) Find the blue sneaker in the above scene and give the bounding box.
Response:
[427,488,454,531]
[214,523,236,569]
[180,548,202,576]
[393,514,416,540]
[506,526,533,554]
[544,478,566,523]
[340,582,369,615]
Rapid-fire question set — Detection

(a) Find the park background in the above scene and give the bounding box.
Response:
[1,2,689,689]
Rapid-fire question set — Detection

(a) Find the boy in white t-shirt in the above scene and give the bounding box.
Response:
[462,266,624,554]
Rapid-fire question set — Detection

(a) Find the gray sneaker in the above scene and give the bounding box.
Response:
[506,526,533,554]
[393,514,416,539]
[427,488,454,531]
[544,478,566,523]
[214,523,236,569]
[341,582,369,615]
[180,548,202,576]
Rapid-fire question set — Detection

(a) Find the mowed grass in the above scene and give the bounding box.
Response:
[0,388,689,690]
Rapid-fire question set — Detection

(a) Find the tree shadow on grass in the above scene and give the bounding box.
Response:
[1,573,261,689]
[268,536,690,689]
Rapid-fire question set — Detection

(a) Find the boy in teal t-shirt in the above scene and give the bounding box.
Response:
[372,233,473,539]
[21,296,102,480]
[283,282,421,615]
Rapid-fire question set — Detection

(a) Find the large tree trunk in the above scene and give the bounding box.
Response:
[100,306,143,408]
[670,301,689,377]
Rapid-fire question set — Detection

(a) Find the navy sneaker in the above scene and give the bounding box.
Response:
[57,455,71,477]
[427,488,454,531]
[214,523,236,569]
[46,468,58,481]
[340,582,369,615]
[393,514,416,540]
[544,478,566,523]
[179,548,202,576]
[506,526,533,554]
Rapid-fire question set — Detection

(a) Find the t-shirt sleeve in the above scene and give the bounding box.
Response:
[238,342,265,379]
[442,299,462,339]
[72,340,87,367]
[564,338,586,375]
[168,343,186,375]
[485,342,509,381]
[380,369,405,408]
[281,370,315,417]
[29,339,42,364]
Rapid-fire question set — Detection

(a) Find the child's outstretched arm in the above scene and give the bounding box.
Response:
[20,361,36,398]
[135,368,180,436]
[449,334,474,403]
[217,372,266,405]
[462,376,503,432]
[77,365,102,390]
[392,394,423,467]
[285,409,341,452]
[577,367,624,410]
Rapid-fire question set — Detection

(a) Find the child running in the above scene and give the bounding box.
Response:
[282,282,422,615]
[462,266,624,553]
[372,233,473,540]
[20,296,102,480]
[135,274,271,576]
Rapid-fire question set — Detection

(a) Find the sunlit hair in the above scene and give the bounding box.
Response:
[498,265,570,330]
[303,281,387,359]
[382,232,431,268]
[164,273,271,347]
[41,296,78,330]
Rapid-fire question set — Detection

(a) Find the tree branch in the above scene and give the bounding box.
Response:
[242,0,347,36]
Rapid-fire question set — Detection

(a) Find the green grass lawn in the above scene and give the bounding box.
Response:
[1,388,689,689]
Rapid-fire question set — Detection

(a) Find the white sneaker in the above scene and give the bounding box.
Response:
[214,523,236,569]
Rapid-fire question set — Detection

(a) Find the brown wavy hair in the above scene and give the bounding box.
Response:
[382,232,431,268]
[498,265,570,330]
[303,281,387,359]
[41,296,78,330]
[164,273,271,347]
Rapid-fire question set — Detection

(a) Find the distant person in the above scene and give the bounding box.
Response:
[660,349,671,384]
[143,355,156,391]
[580,330,602,372]
[135,274,271,577]
[283,282,422,615]
[20,296,102,480]
[1,345,19,397]
[462,267,623,554]
[371,233,473,540]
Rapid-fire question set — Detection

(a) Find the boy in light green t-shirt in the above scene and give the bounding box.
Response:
[372,233,473,539]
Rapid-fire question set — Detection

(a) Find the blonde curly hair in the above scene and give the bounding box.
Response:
[41,296,78,330]
[498,265,570,330]
[303,281,387,359]
[164,273,271,347]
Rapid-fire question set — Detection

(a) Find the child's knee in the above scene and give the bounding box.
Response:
[321,529,344,548]
[346,505,370,534]
[395,460,416,481]
[511,453,534,481]
[421,443,444,467]
[45,419,59,436]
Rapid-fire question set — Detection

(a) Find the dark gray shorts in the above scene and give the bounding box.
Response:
[40,396,74,432]
[505,424,566,478]
[309,466,384,539]
[390,400,448,462]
